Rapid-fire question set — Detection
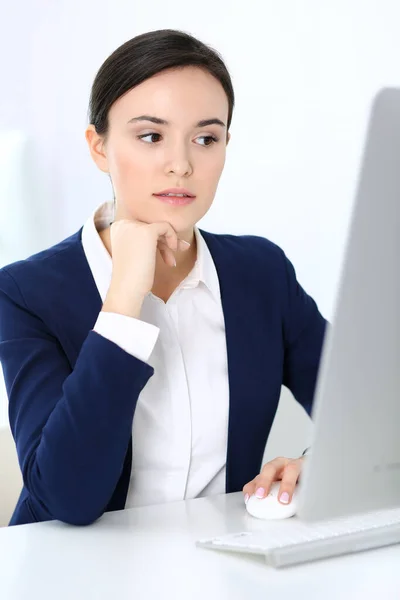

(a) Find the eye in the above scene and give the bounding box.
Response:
[137,133,219,146]
[137,133,162,143]
[196,135,219,146]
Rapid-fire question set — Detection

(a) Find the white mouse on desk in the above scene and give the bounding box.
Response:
[245,481,298,520]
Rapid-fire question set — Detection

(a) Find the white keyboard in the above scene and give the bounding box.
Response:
[196,507,400,568]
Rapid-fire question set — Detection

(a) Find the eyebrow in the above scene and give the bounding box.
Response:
[127,115,226,128]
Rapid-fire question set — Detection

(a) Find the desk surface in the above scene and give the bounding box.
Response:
[1,492,400,599]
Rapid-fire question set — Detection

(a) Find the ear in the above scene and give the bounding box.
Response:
[85,125,109,173]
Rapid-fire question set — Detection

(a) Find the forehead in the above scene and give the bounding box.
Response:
[109,66,228,124]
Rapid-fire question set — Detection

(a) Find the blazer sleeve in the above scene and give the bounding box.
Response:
[280,251,328,416]
[0,267,154,525]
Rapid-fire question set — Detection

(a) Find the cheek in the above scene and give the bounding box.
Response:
[201,151,226,189]
[194,153,226,213]
[110,147,160,211]
[110,144,144,182]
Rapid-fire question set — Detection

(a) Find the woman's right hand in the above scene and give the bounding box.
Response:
[101,219,190,318]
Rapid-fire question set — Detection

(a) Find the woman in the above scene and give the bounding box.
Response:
[0,29,326,526]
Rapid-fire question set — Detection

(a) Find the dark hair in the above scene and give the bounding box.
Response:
[89,29,235,137]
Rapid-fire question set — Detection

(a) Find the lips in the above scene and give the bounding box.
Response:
[155,194,196,206]
[154,187,195,198]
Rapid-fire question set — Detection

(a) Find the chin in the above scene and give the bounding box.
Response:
[149,209,200,234]
[168,217,197,235]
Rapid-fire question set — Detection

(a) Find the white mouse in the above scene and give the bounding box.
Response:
[246,481,298,520]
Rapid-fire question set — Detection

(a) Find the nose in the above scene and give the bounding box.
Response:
[163,141,193,178]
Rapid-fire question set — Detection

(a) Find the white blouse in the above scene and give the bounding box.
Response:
[81,202,230,508]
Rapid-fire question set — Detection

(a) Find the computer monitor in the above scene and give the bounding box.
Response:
[298,88,400,522]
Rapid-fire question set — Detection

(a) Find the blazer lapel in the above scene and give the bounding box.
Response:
[55,229,103,365]
[200,230,282,493]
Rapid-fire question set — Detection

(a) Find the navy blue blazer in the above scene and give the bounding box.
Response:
[0,228,326,526]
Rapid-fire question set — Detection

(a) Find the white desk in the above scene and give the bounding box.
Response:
[0,492,399,599]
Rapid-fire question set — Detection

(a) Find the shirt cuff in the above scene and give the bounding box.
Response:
[93,312,160,363]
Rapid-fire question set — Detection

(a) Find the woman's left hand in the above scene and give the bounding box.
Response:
[242,456,305,505]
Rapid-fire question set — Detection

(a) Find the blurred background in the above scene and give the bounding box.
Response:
[1,0,399,459]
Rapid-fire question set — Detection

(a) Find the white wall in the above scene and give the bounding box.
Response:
[1,1,400,459]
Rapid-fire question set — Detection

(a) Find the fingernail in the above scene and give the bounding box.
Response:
[179,240,191,250]
[244,493,249,504]
[280,492,290,504]
[255,487,265,499]
[173,257,177,267]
